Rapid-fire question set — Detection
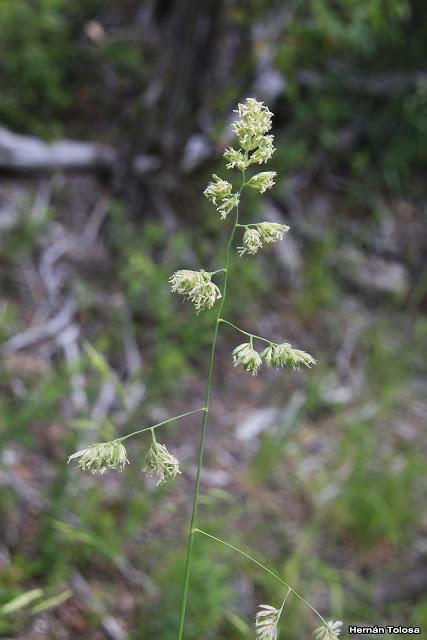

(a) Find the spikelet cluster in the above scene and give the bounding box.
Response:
[261,343,316,370]
[68,441,129,475]
[224,98,276,170]
[313,621,343,640]
[204,175,240,220]
[238,222,289,256]
[238,228,263,256]
[205,98,276,222]
[232,342,263,376]
[255,604,280,640]
[257,222,290,244]
[143,440,181,486]
[232,98,273,151]
[169,269,221,313]
[247,171,277,194]
[233,341,315,375]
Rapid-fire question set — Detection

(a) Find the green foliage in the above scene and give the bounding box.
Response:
[275,0,427,191]
[296,233,339,316]
[0,0,71,136]
[329,422,421,546]
[135,538,235,639]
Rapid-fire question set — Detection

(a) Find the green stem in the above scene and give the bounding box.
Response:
[194,528,329,629]
[209,268,227,276]
[279,588,291,615]
[114,408,206,443]
[219,318,274,345]
[177,174,245,640]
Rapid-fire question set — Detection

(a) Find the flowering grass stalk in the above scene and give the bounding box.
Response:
[175,98,317,639]
[68,98,339,639]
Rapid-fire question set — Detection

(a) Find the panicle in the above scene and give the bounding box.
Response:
[169,269,222,313]
[232,342,262,376]
[255,604,280,640]
[261,343,316,370]
[238,228,263,256]
[68,441,129,475]
[143,439,181,486]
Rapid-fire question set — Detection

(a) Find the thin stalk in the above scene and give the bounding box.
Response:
[219,318,274,345]
[279,588,291,615]
[114,408,206,443]
[194,528,329,629]
[177,173,245,640]
[209,268,227,276]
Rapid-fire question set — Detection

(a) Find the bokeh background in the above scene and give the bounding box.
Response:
[0,1,426,638]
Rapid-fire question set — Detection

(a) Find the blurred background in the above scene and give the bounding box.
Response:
[0,1,426,638]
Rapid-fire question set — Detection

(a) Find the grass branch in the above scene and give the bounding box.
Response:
[114,408,207,443]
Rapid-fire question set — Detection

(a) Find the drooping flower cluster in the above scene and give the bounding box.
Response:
[169,269,221,313]
[204,174,240,220]
[233,340,316,375]
[313,621,343,640]
[257,222,290,244]
[232,342,262,376]
[255,604,280,640]
[142,439,181,486]
[68,433,182,487]
[68,441,129,475]
[238,222,290,256]
[261,343,316,370]
[238,228,263,256]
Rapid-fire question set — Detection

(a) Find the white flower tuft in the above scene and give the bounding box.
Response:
[169,269,221,314]
[204,175,239,219]
[257,222,290,244]
[313,621,343,640]
[255,604,280,640]
[68,441,129,475]
[238,228,263,256]
[249,135,275,165]
[143,439,181,486]
[238,222,289,258]
[232,98,273,151]
[261,343,316,370]
[217,192,240,220]
[203,174,232,205]
[232,342,262,376]
[247,171,277,194]
[224,147,248,171]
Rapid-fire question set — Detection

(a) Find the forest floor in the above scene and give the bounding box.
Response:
[0,171,426,639]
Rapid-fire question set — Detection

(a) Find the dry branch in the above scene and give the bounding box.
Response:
[0,127,115,172]
[0,126,162,176]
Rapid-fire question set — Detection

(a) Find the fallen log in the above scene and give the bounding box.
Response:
[0,127,116,172]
